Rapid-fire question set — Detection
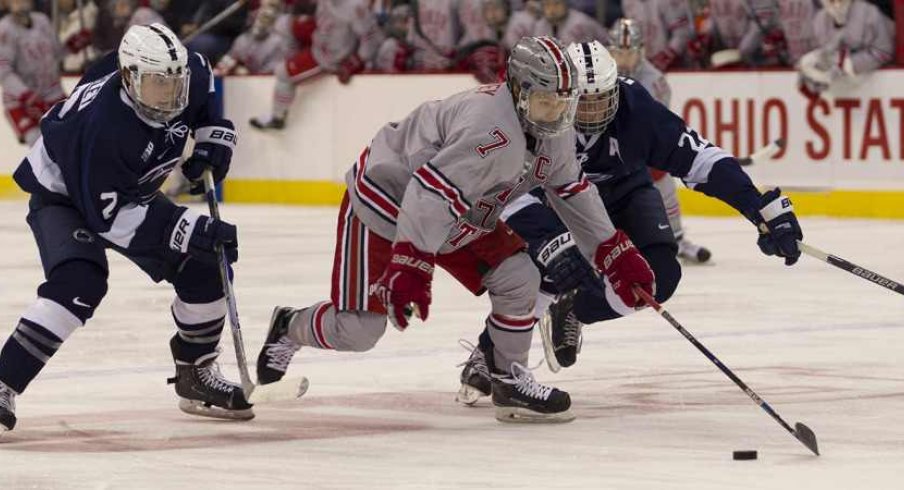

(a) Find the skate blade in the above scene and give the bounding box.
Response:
[178,398,255,421]
[537,314,562,373]
[249,376,309,404]
[455,383,488,406]
[494,406,575,424]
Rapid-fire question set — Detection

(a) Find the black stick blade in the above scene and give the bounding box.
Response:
[794,422,820,455]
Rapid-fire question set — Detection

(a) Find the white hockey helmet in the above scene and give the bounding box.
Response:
[823,0,852,25]
[118,23,190,123]
[565,40,619,135]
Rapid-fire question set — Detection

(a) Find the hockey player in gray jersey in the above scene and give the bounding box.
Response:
[0,0,66,146]
[456,39,803,400]
[256,36,655,423]
[798,0,894,96]
[609,18,712,263]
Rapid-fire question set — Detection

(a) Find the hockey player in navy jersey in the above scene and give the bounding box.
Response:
[0,23,250,435]
[457,40,804,403]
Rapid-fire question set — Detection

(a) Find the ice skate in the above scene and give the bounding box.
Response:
[0,381,16,433]
[677,238,712,264]
[168,352,254,421]
[249,114,286,131]
[493,362,574,423]
[257,306,301,385]
[538,290,583,372]
[455,340,492,406]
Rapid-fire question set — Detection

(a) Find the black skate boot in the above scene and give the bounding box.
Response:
[168,352,254,421]
[257,306,302,385]
[249,115,286,131]
[678,237,712,264]
[492,362,574,423]
[538,290,583,373]
[455,340,492,406]
[0,381,16,433]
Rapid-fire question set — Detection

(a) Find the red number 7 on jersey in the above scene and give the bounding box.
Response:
[475,128,510,158]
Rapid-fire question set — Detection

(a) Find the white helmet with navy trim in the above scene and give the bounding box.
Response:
[118,23,190,123]
[565,40,619,134]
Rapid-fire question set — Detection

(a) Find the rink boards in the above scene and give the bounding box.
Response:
[1,69,904,217]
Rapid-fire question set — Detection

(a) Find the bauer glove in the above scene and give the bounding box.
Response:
[373,242,434,330]
[183,119,237,194]
[751,187,802,266]
[593,230,656,309]
[168,208,239,264]
[535,232,603,295]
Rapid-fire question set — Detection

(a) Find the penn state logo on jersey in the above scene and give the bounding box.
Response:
[165,120,190,145]
[576,132,626,184]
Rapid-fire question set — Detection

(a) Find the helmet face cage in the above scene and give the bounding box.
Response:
[125,68,190,123]
[566,40,620,135]
[119,24,190,123]
[575,89,618,134]
[607,18,644,75]
[507,36,579,138]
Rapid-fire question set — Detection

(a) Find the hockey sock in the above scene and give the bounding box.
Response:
[0,298,82,393]
[485,313,535,373]
[291,302,336,350]
[170,298,226,363]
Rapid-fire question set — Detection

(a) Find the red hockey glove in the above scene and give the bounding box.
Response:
[594,230,656,308]
[336,53,365,84]
[374,242,434,330]
[651,48,678,71]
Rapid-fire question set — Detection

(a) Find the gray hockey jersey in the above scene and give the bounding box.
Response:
[344,82,617,258]
[812,0,894,75]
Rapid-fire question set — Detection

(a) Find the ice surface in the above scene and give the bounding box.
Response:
[1,202,903,489]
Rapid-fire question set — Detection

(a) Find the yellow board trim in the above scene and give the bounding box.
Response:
[222,179,346,206]
[0,175,23,199]
[4,176,904,219]
[678,188,904,219]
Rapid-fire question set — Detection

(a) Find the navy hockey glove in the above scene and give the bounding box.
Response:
[168,208,238,264]
[182,120,237,194]
[535,232,603,295]
[751,188,802,266]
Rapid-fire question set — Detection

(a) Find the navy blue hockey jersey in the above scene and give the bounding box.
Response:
[13,51,220,253]
[575,77,762,218]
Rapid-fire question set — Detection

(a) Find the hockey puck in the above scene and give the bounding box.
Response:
[733,450,758,461]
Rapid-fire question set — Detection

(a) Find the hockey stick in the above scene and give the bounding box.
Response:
[798,241,904,296]
[201,171,310,404]
[633,286,820,456]
[182,0,250,44]
[737,138,785,166]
